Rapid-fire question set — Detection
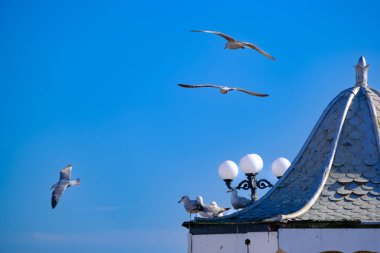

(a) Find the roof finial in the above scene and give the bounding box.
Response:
[355,56,369,86]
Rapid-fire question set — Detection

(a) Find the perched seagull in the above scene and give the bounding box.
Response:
[191,30,275,61]
[178,195,204,220]
[210,202,226,217]
[229,188,252,210]
[50,164,80,209]
[197,196,230,218]
[178,83,269,97]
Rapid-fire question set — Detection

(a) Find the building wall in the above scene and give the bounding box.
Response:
[188,228,380,253]
[188,232,278,253]
[278,228,380,253]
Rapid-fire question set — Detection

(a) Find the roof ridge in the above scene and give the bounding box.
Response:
[279,86,360,221]
[256,88,355,206]
[205,87,359,223]
[364,86,380,155]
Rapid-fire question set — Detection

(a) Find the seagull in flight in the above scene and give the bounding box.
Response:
[178,84,269,97]
[191,30,275,61]
[50,164,80,209]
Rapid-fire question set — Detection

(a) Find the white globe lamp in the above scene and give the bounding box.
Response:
[272,157,291,178]
[218,160,239,180]
[239,154,263,175]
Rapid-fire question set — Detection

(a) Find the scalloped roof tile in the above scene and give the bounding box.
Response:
[199,57,380,223]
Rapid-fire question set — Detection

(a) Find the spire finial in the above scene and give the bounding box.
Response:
[355,56,369,86]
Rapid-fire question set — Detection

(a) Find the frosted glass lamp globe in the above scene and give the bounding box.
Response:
[239,154,263,175]
[218,160,239,180]
[272,157,291,178]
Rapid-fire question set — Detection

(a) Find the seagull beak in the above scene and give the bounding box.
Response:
[227,190,231,193]
[178,199,182,203]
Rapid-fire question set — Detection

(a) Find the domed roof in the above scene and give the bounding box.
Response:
[206,56,380,223]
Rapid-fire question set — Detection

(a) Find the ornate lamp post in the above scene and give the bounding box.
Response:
[218,154,291,201]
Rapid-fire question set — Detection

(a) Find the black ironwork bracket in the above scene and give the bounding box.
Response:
[223,173,273,201]
[224,179,233,190]
[256,179,273,189]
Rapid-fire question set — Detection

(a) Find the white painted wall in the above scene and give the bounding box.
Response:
[188,232,278,253]
[278,228,380,253]
[188,228,380,253]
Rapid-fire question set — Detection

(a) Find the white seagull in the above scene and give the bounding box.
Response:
[197,196,230,218]
[191,30,276,61]
[178,83,269,97]
[178,195,204,220]
[229,188,252,210]
[50,164,80,209]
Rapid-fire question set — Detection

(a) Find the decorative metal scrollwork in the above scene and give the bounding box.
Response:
[223,173,273,201]
[256,179,273,189]
[236,180,251,190]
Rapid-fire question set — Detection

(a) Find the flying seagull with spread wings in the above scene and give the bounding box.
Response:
[178,84,269,97]
[191,30,275,61]
[50,164,80,209]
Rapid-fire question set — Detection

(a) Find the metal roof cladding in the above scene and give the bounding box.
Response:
[198,56,380,223]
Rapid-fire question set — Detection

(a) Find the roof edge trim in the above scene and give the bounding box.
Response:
[241,88,354,210]
[364,87,380,155]
[213,88,357,222]
[279,86,360,221]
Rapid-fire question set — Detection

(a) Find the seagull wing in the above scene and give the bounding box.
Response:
[242,42,276,61]
[233,87,269,97]
[51,183,68,209]
[197,201,215,217]
[186,199,203,212]
[198,210,213,218]
[239,196,253,206]
[191,30,236,42]
[206,203,218,213]
[178,83,222,89]
[210,202,230,214]
[60,165,72,180]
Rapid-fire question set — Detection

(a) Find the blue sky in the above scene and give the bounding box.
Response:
[1,0,380,252]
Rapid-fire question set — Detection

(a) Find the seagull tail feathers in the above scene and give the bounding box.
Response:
[70,179,80,186]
